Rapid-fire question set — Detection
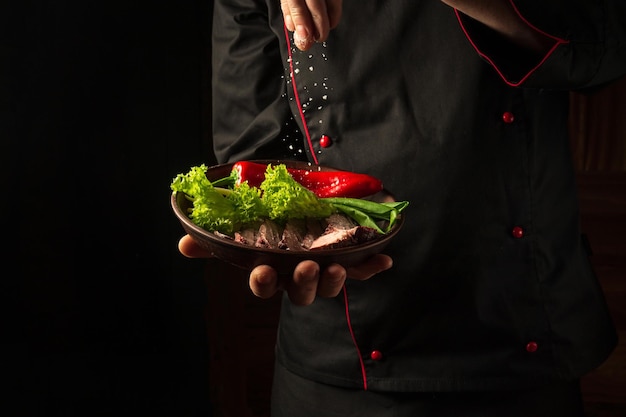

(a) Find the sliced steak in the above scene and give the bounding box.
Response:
[234,228,257,245]
[309,225,380,250]
[324,213,358,231]
[301,218,325,249]
[279,219,308,251]
[219,213,380,251]
[255,220,283,249]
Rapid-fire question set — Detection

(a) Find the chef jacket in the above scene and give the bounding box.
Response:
[211,0,626,391]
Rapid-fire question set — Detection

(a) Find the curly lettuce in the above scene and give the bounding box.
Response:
[260,164,333,222]
[170,165,240,233]
[171,163,333,234]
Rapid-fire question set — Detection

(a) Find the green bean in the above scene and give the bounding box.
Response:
[323,197,394,215]
[380,201,409,212]
[323,197,408,226]
[331,203,385,234]
[386,209,397,233]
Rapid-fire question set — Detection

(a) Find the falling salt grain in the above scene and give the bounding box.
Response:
[294,68,300,74]
[309,66,314,71]
[322,95,328,100]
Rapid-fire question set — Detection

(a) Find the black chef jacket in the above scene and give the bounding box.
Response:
[211,0,626,391]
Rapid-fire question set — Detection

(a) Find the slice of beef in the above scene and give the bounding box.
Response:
[301,218,325,249]
[255,220,283,249]
[220,213,380,251]
[324,213,358,231]
[234,228,257,245]
[309,225,380,250]
[279,219,308,251]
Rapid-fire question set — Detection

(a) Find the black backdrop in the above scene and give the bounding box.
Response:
[4,1,216,415]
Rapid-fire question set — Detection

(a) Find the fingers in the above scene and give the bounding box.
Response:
[178,234,213,258]
[180,233,391,305]
[346,254,393,280]
[281,0,343,51]
[249,260,345,306]
[288,0,320,51]
[286,260,321,305]
[248,255,389,306]
[316,263,347,298]
[280,0,298,32]
[250,265,281,299]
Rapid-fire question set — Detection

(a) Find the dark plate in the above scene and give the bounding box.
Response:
[171,160,404,275]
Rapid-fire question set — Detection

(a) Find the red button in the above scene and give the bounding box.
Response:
[370,350,383,361]
[512,226,524,239]
[319,134,332,148]
[502,112,515,124]
[526,341,538,353]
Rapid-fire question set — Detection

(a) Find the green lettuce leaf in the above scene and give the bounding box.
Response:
[260,164,333,222]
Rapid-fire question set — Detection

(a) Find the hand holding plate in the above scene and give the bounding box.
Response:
[179,234,392,306]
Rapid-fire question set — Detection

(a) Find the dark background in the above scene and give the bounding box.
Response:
[4,1,216,415]
[4,2,626,417]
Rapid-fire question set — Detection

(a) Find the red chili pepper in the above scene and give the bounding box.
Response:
[232,161,268,188]
[232,161,383,198]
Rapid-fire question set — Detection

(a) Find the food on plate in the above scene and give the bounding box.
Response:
[231,160,384,198]
[170,162,408,251]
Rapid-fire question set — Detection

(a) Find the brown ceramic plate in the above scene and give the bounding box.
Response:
[171,160,404,275]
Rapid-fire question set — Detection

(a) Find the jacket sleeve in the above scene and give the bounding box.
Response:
[211,0,304,163]
[455,0,626,89]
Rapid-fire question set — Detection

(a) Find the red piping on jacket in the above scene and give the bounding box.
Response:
[283,24,320,165]
[454,0,569,87]
[343,284,369,390]
[283,24,367,390]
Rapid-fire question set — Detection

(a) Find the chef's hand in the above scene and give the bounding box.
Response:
[178,234,392,306]
[280,0,342,51]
